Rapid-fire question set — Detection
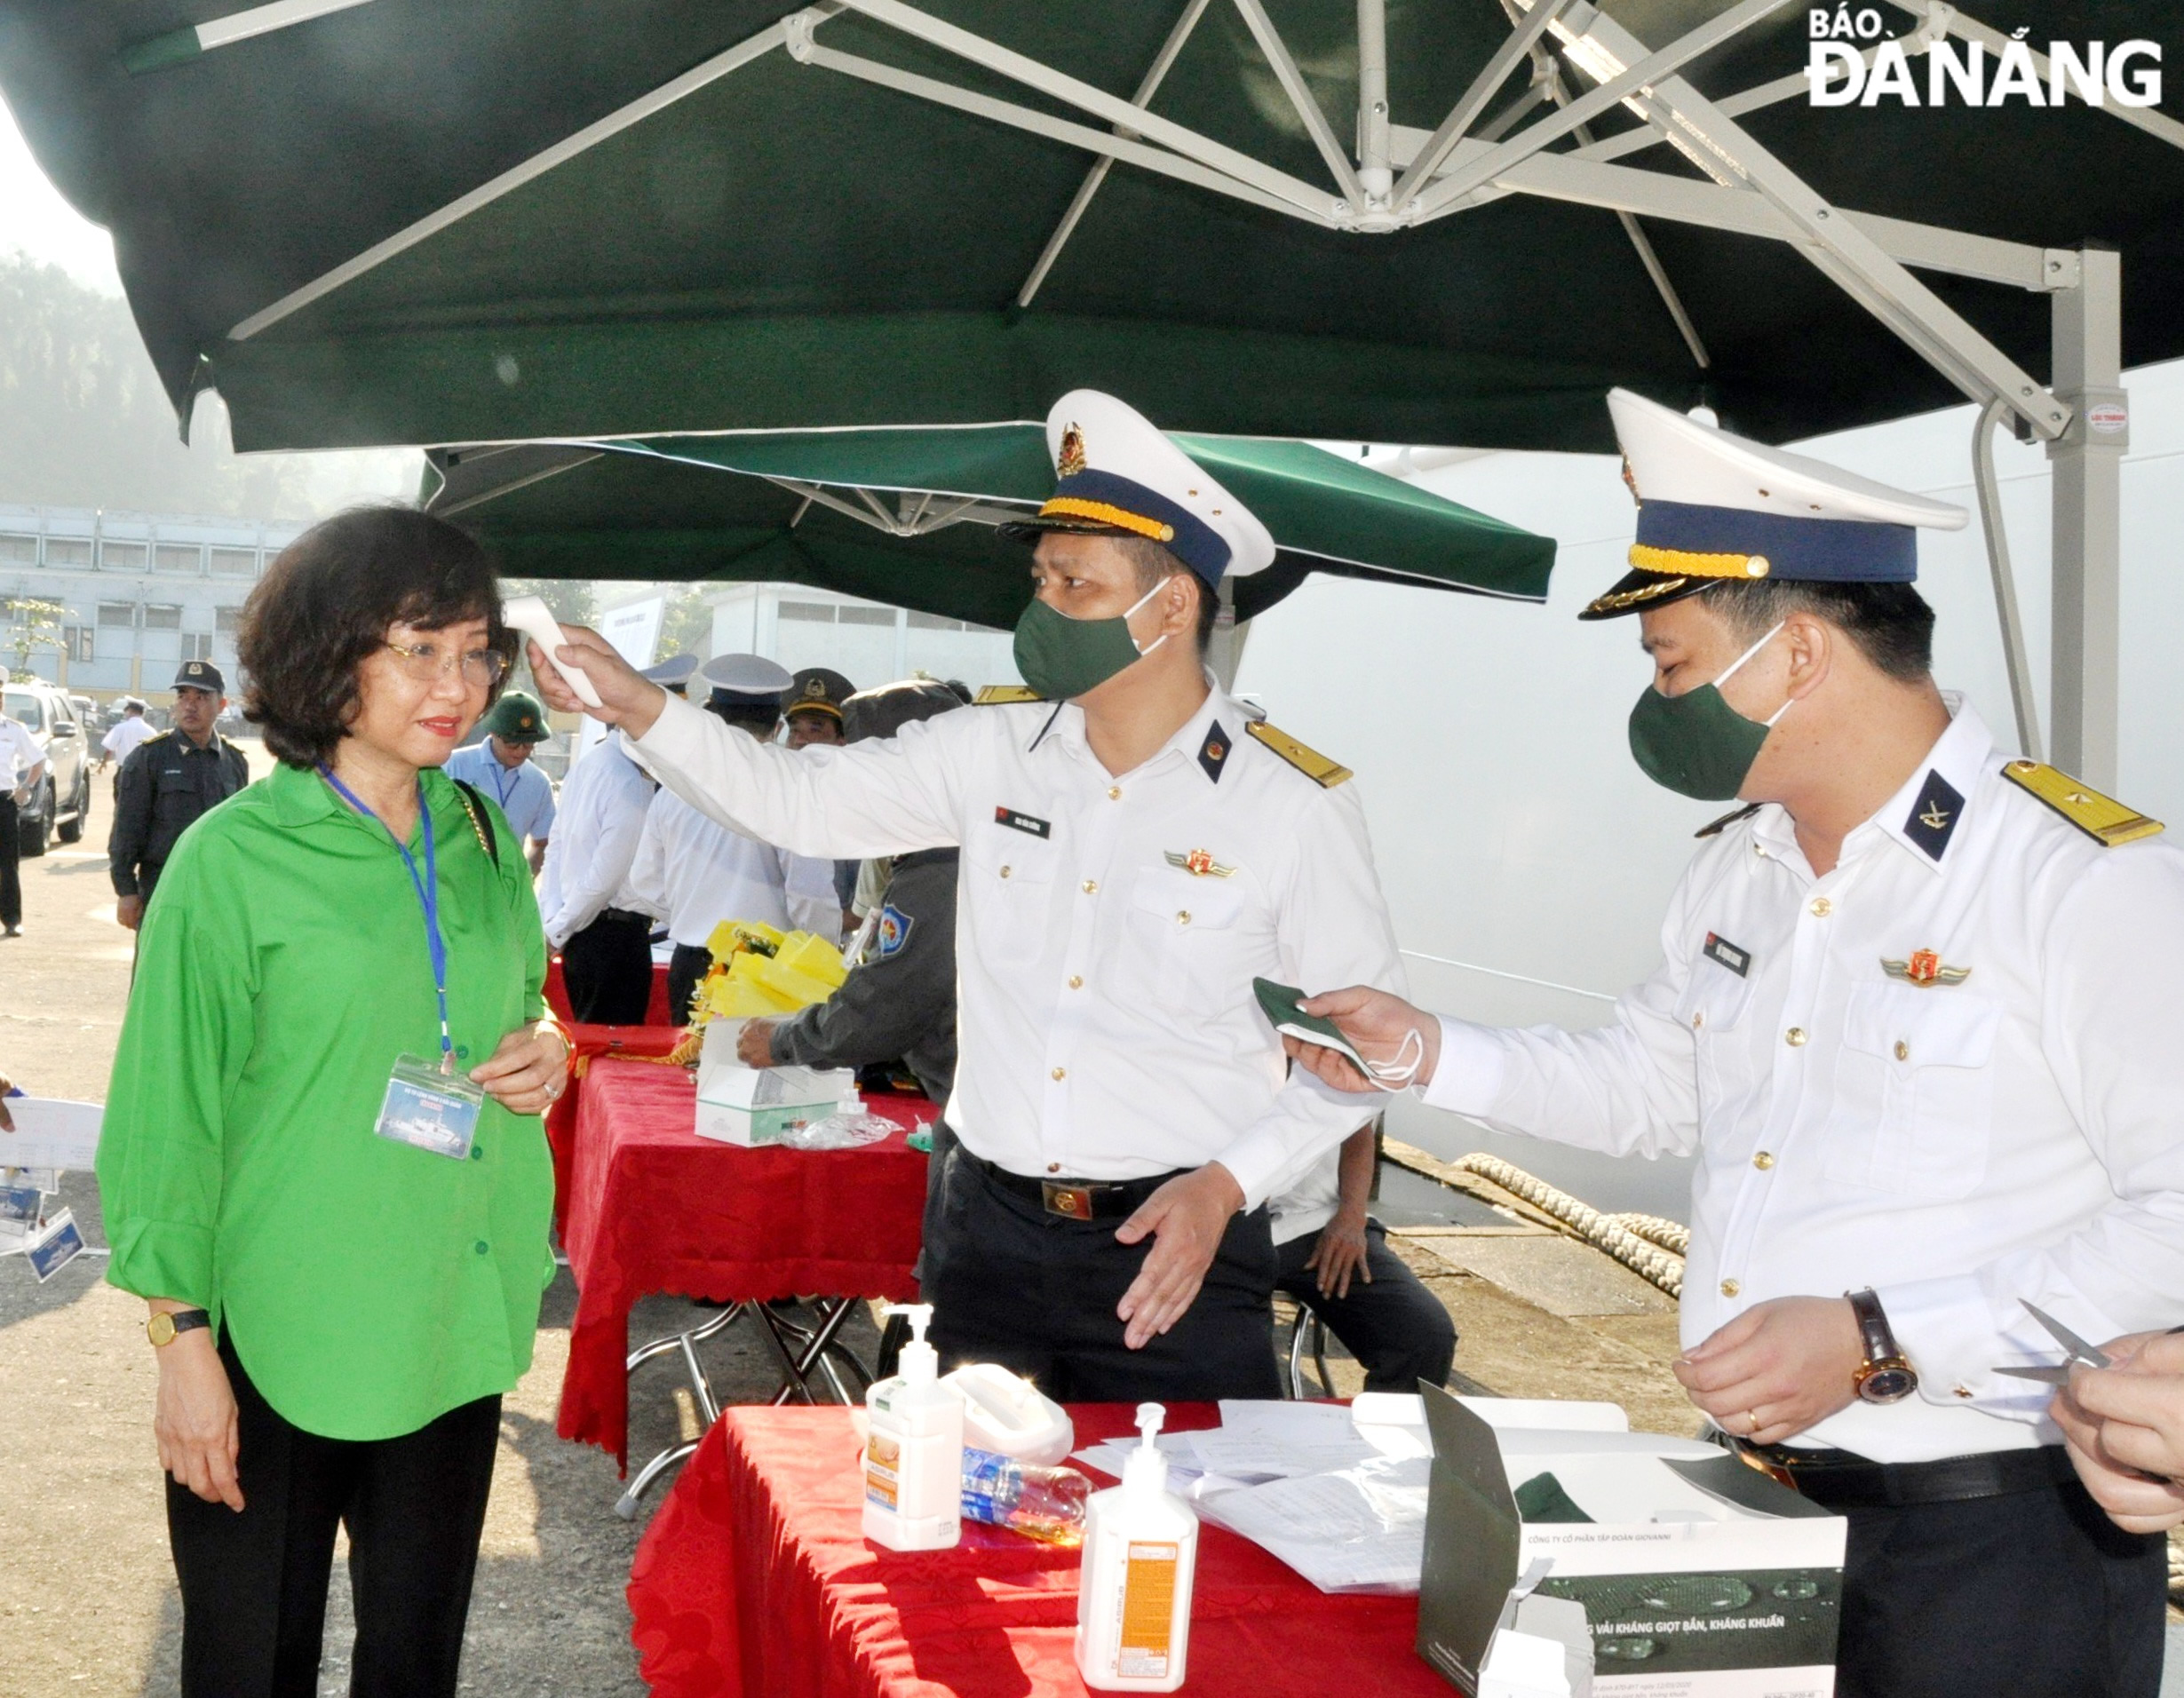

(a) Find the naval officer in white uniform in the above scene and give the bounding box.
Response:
[526,390,1402,1400]
[538,728,656,1024]
[1289,389,2181,1698]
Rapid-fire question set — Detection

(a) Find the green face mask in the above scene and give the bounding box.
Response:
[1012,581,1168,702]
[1626,621,1791,801]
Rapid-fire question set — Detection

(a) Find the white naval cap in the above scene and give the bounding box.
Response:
[1581,388,1969,621]
[697,653,792,707]
[997,389,1275,587]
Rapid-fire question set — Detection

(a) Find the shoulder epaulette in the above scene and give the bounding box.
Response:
[1695,802,1761,839]
[973,685,1044,706]
[1244,720,1351,787]
[2000,759,2163,846]
[143,728,173,742]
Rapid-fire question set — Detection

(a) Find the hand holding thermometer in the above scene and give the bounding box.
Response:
[501,594,603,709]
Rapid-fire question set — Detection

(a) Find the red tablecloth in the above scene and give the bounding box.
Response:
[544,1023,687,1236]
[544,956,676,1028]
[558,1059,930,1468]
[627,1403,1447,1698]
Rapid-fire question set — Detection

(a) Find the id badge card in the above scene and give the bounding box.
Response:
[375,1054,485,1160]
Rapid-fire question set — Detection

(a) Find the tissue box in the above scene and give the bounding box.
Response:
[1415,1386,1846,1698]
[693,1019,857,1146]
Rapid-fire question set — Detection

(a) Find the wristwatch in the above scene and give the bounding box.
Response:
[1846,1288,1918,1404]
[146,1308,211,1348]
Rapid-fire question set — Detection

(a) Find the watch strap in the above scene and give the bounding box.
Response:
[1846,1288,1897,1368]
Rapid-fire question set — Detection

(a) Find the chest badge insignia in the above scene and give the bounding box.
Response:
[1165,848,1234,877]
[1882,949,1971,988]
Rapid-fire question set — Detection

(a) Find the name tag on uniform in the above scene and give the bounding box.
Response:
[994,805,1051,838]
[375,1054,485,1160]
[1702,932,1751,978]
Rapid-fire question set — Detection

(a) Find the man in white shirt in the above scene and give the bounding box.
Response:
[527,391,1402,1402]
[627,655,842,1023]
[0,670,44,940]
[100,697,155,769]
[443,691,556,874]
[1287,391,2180,1698]
[537,729,656,1024]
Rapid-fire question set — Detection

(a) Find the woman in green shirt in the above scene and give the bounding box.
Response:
[98,508,569,1698]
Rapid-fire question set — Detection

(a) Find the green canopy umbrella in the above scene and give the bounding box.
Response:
[5,2,2181,456]
[425,424,1557,631]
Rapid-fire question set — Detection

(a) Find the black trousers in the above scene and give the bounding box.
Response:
[1834,1474,2165,1698]
[560,909,654,1024]
[1275,1219,1457,1393]
[667,942,712,1029]
[0,795,19,926]
[166,1337,502,1698]
[921,1139,1282,1401]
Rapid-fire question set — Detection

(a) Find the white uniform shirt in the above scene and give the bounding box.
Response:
[1268,1148,1346,1247]
[631,683,1402,1210]
[537,733,655,949]
[627,784,841,949]
[0,716,41,794]
[102,716,155,765]
[1422,700,2184,1463]
[444,741,557,845]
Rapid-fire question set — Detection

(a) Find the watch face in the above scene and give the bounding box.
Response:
[1858,1365,1918,1404]
[147,1313,174,1347]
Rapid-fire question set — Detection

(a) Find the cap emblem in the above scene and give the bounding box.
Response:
[1057,423,1087,480]
[804,678,827,699]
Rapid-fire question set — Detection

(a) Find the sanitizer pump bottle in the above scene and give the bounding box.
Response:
[1076,1402,1197,1692]
[861,1305,963,1551]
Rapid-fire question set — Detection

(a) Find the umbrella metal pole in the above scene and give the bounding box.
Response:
[1971,398,2043,762]
[2046,245,2126,788]
[1355,0,1391,205]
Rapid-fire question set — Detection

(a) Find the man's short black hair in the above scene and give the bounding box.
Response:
[1114,536,1221,654]
[708,700,782,738]
[239,505,513,767]
[1697,579,1934,683]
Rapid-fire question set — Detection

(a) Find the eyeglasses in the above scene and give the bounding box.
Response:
[385,640,509,691]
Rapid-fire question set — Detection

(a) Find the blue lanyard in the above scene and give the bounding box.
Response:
[483,747,516,807]
[320,766,455,1071]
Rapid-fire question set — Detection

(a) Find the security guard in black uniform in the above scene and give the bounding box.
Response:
[110,661,250,930]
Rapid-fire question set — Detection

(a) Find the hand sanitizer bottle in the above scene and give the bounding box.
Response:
[1075,1402,1197,1692]
[861,1304,963,1551]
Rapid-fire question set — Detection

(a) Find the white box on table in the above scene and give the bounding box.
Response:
[692,1018,856,1147]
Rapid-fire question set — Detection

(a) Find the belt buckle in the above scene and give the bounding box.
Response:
[1041,1181,1094,1221]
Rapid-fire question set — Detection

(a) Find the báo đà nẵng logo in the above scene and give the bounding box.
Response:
[1806,7,2162,109]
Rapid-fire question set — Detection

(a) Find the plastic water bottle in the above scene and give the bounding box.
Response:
[961,1446,1092,1545]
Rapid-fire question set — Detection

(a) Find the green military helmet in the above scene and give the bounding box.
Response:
[479,689,549,744]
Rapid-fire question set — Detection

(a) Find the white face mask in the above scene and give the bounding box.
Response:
[1359,1026,1426,1093]
[1119,578,1170,662]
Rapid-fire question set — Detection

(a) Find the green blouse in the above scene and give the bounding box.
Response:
[98,758,553,1440]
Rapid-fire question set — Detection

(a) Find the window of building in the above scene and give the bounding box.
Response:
[837,606,894,627]
[155,544,203,574]
[101,541,147,570]
[97,602,138,629]
[62,626,93,663]
[143,604,183,631]
[210,548,258,576]
[181,633,215,663]
[214,606,242,634]
[0,535,36,564]
[907,611,967,631]
[46,539,91,567]
[778,600,836,623]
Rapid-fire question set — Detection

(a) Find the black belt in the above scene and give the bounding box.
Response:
[963,1151,1186,1222]
[1726,1436,2078,1509]
[594,907,651,925]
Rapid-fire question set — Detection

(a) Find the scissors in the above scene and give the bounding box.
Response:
[1993,1300,2115,1385]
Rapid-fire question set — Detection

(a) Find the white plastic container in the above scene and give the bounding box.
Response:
[860,1305,963,1551]
[1076,1402,1198,1692]
[941,1362,1076,1466]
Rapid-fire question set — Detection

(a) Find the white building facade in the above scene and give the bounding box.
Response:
[0,504,303,703]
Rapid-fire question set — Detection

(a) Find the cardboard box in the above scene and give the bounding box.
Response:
[1417,1386,1846,1698]
[693,1019,856,1147]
